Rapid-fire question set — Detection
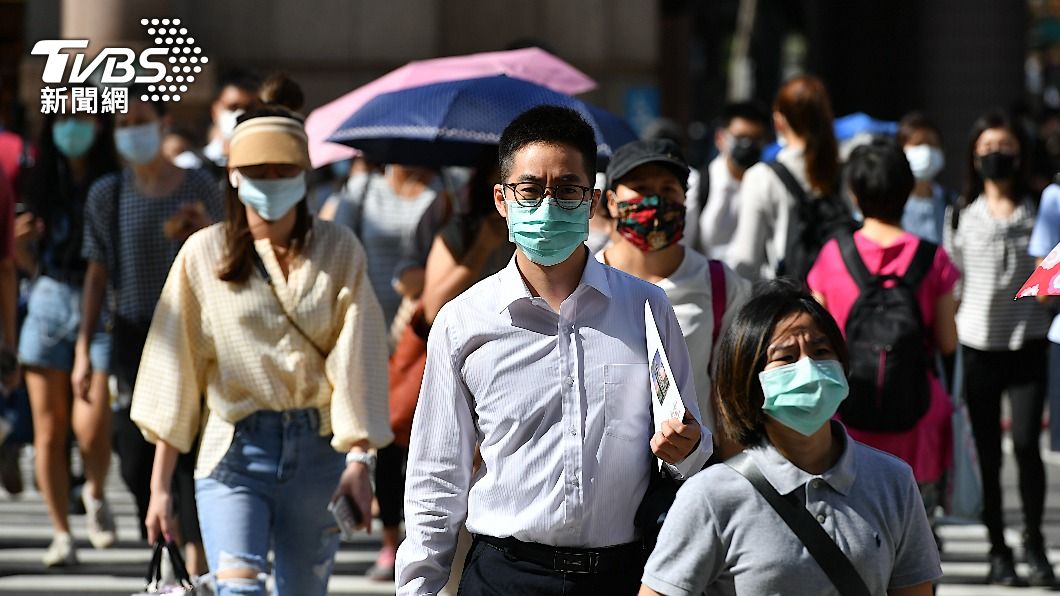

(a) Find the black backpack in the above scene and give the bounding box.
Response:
[766,161,858,282]
[836,233,936,432]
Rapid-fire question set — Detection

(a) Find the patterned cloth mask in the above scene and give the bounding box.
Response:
[614,195,686,252]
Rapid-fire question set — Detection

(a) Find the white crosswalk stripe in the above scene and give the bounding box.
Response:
[0,450,396,595]
[3,446,1060,594]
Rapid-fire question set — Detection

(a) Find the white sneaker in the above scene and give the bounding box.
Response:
[82,492,116,549]
[42,532,78,567]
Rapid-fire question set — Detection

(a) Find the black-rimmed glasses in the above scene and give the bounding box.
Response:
[502,182,592,209]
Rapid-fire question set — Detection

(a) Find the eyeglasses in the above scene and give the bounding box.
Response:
[502,182,593,209]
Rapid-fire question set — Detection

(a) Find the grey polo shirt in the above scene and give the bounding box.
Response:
[642,423,942,596]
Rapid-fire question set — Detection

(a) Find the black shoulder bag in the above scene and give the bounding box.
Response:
[726,452,872,596]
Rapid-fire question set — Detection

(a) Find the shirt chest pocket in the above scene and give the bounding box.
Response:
[603,363,650,442]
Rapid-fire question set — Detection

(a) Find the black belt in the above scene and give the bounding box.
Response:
[475,534,643,575]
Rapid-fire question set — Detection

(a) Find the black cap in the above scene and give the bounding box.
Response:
[605,138,690,190]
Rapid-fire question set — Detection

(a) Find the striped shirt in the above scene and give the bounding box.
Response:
[129,221,393,478]
[395,252,713,596]
[944,196,1051,351]
[82,168,223,323]
[331,173,446,327]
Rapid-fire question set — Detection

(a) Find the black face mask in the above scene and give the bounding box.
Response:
[977,151,1018,181]
[729,137,762,171]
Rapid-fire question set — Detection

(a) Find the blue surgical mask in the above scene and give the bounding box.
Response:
[904,145,945,182]
[505,199,589,266]
[114,122,161,164]
[236,172,306,221]
[52,118,96,158]
[760,358,848,436]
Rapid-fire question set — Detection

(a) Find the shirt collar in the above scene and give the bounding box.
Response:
[748,421,858,496]
[495,248,612,313]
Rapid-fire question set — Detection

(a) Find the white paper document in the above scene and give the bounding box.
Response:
[645,300,686,443]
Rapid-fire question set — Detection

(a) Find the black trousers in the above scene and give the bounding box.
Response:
[962,342,1048,552]
[112,405,201,543]
[458,538,643,596]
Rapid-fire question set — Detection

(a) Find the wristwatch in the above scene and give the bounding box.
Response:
[345,450,377,472]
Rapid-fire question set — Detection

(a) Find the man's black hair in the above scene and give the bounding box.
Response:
[719,100,770,129]
[847,136,914,223]
[216,68,262,97]
[498,105,597,182]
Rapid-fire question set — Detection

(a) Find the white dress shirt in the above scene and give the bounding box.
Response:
[396,252,712,595]
[697,155,742,261]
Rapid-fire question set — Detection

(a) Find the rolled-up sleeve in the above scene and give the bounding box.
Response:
[396,305,477,596]
[327,239,394,452]
[130,242,211,452]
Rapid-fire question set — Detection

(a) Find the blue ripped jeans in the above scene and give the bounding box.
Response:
[196,409,345,596]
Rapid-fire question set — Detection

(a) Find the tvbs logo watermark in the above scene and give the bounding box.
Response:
[31,18,207,115]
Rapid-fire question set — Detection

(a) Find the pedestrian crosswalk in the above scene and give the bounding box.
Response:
[1,449,1060,595]
[0,450,395,595]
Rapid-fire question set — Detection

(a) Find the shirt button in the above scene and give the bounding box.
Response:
[571,477,580,487]
[569,427,577,436]
[811,479,822,489]
[567,376,575,388]
[816,513,827,524]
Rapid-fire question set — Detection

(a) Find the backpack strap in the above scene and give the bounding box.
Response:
[708,259,726,350]
[727,452,872,596]
[835,233,873,290]
[765,160,810,207]
[902,239,938,290]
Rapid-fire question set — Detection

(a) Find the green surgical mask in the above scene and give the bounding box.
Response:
[759,358,848,436]
[505,199,589,266]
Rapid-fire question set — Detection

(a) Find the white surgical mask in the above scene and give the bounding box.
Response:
[218,108,245,140]
[903,145,945,182]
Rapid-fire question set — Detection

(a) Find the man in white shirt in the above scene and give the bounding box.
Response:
[696,101,770,261]
[396,106,712,595]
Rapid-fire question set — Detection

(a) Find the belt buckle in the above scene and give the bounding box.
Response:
[553,551,597,574]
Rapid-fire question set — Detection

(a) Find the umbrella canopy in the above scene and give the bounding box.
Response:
[327,75,637,168]
[1017,241,1060,298]
[305,48,596,168]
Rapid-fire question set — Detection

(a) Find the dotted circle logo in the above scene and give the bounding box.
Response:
[138,18,207,103]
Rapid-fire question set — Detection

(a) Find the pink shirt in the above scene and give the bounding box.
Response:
[807,231,960,338]
[807,230,961,483]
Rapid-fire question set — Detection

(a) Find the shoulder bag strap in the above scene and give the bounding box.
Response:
[250,249,329,359]
[765,160,810,207]
[835,233,873,291]
[708,259,726,352]
[726,452,872,596]
[902,239,938,290]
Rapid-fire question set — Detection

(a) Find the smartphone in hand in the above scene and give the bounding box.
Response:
[328,495,363,541]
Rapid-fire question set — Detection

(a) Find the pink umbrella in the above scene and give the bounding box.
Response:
[305,47,596,168]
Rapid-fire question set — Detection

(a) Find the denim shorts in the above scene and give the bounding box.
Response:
[18,276,111,372]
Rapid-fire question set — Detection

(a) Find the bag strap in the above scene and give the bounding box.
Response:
[836,233,873,290]
[250,249,329,359]
[144,539,194,590]
[902,239,938,290]
[765,161,810,207]
[726,452,872,596]
[708,259,726,351]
